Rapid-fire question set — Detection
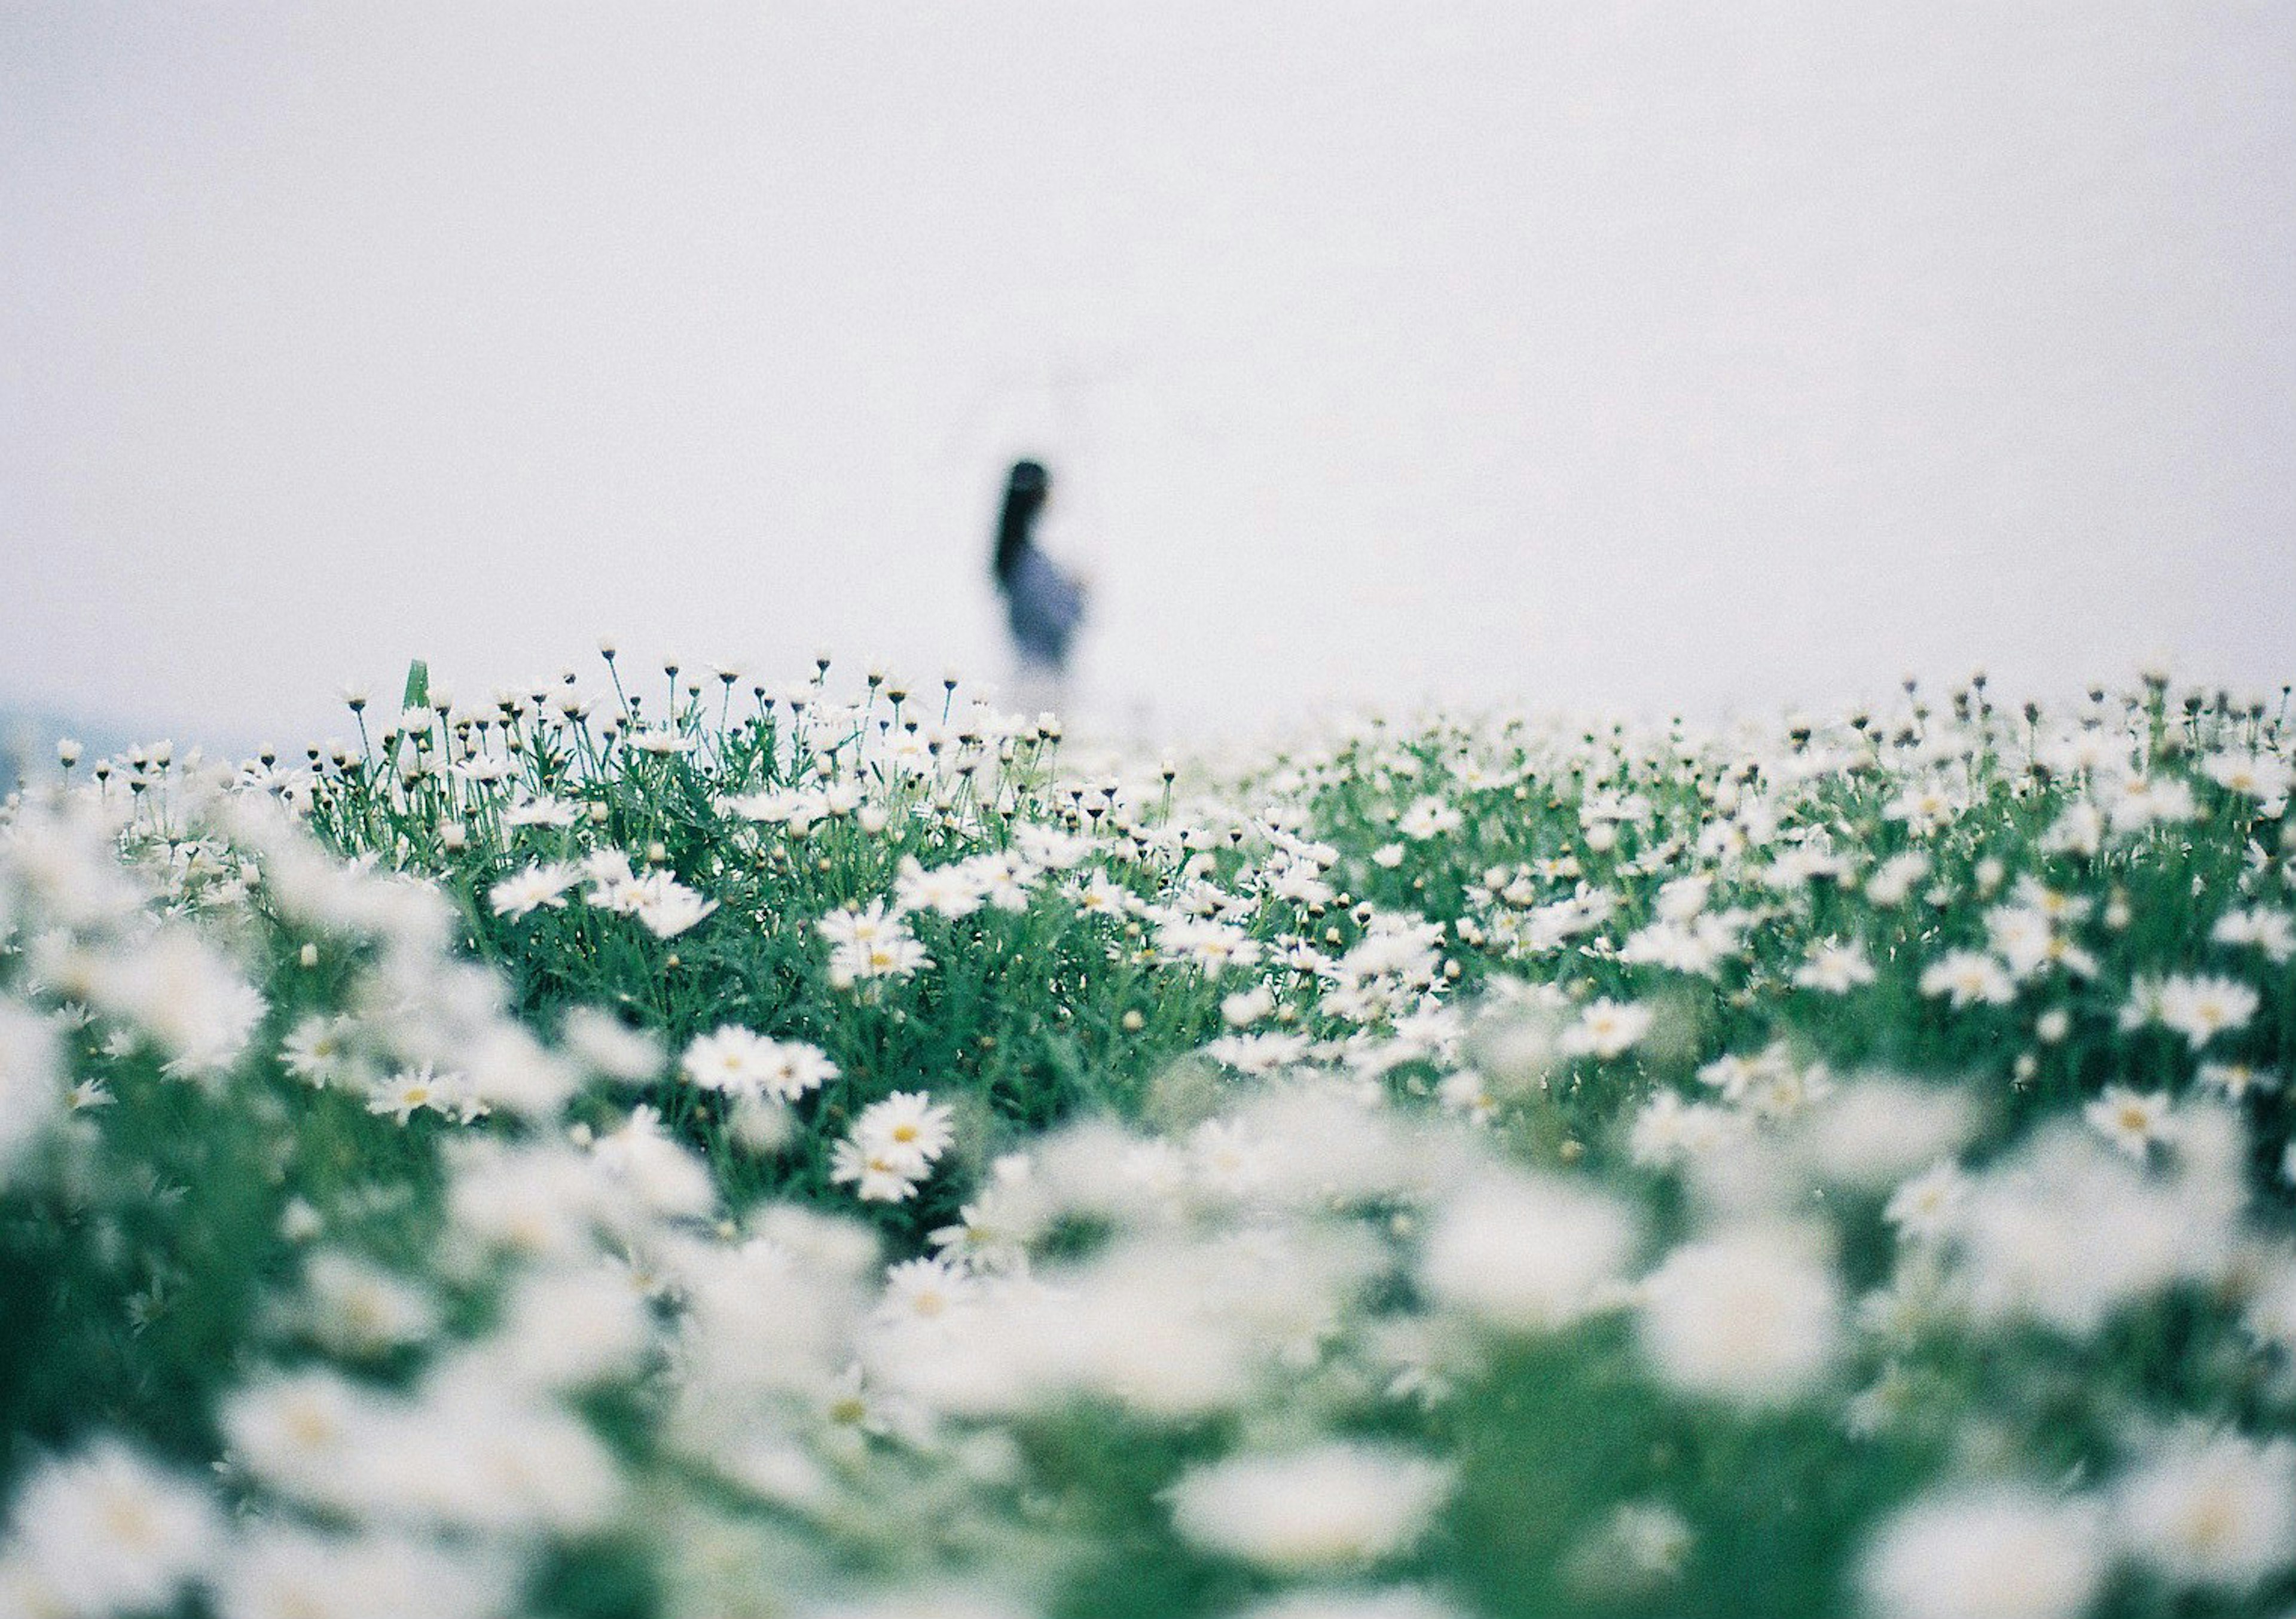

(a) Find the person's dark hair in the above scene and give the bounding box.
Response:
[994,459,1050,584]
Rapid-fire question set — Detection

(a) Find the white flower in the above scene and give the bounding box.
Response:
[2040,728,2134,777]
[1014,821,1092,870]
[1618,915,1745,978]
[589,1107,716,1219]
[1397,797,1461,840]
[0,1000,66,1178]
[1419,1171,1639,1332]
[2115,1430,2296,1592]
[2244,1253,2296,1354]
[624,728,694,755]
[1860,1486,2105,1619]
[1956,1125,2234,1337]
[1167,1443,1451,1572]
[853,1090,955,1174]
[558,1008,665,1084]
[221,1369,378,1511]
[1637,1224,1842,1406]
[1628,1091,1744,1169]
[487,1265,654,1389]
[1793,941,1875,992]
[279,1012,368,1090]
[630,870,716,937]
[383,1364,625,1535]
[722,787,806,826]
[2083,1085,2175,1159]
[1652,875,1711,922]
[2154,974,2260,1049]
[817,899,903,950]
[831,1138,926,1203]
[877,1255,975,1324]
[682,1026,838,1102]
[1559,998,1654,1059]
[973,853,1040,914]
[1984,906,2096,979]
[2201,750,2294,804]
[1435,1067,1498,1125]
[1158,915,1263,974]
[894,856,986,919]
[2106,772,2198,835]
[2120,973,2172,1033]
[1799,1080,1973,1192]
[1567,1499,1693,1600]
[84,928,265,1076]
[7,1441,224,1616]
[926,1178,1043,1276]
[1188,1117,1275,1199]
[1221,985,1277,1027]
[1234,1590,1469,1619]
[295,1251,441,1357]
[502,795,581,829]
[674,1028,767,1093]
[2212,906,2296,963]
[828,932,934,986]
[1883,1160,1967,1242]
[459,1024,579,1117]
[2196,1061,2277,1101]
[214,1525,518,1619]
[2039,801,2105,857]
[488,863,578,918]
[1070,870,1134,918]
[1207,1030,1315,1077]
[828,1091,954,1203]
[821,903,932,984]
[1739,1053,1831,1120]
[581,849,646,912]
[1882,778,1964,832]
[366,1062,466,1125]
[1918,950,2015,1008]
[1862,851,1930,907]
[753,1039,837,1102]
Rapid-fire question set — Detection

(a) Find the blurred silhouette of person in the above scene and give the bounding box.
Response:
[991,459,1087,708]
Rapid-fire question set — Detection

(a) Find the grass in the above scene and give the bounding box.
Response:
[0,661,2291,1618]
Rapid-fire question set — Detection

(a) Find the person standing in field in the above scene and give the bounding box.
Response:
[991,459,1088,710]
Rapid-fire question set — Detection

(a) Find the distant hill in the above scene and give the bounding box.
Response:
[0,705,262,801]
[2,709,123,799]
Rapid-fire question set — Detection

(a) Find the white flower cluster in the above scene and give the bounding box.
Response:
[488,847,716,938]
[831,1091,955,1203]
[2,665,2292,1618]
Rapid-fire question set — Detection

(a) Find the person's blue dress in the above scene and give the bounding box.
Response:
[1005,545,1086,670]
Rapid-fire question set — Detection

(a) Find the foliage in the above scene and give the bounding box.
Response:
[1,662,2292,1618]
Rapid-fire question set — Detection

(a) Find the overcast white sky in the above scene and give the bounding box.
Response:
[4,4,2292,747]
